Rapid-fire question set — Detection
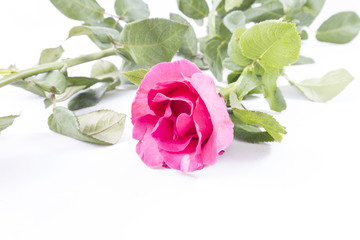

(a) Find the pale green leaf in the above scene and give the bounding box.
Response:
[223,11,246,32]
[279,0,306,16]
[316,12,360,44]
[261,69,287,112]
[0,115,19,132]
[236,71,261,100]
[170,13,198,58]
[78,110,126,144]
[50,0,104,23]
[56,85,86,102]
[292,55,315,65]
[48,107,125,145]
[177,0,209,19]
[233,108,286,142]
[34,71,67,94]
[225,0,243,12]
[39,46,64,64]
[114,0,149,22]
[244,1,284,23]
[240,21,301,70]
[223,58,244,71]
[121,69,148,86]
[204,37,228,81]
[290,69,354,102]
[12,78,46,97]
[289,0,325,26]
[228,27,252,67]
[91,60,119,81]
[119,18,188,67]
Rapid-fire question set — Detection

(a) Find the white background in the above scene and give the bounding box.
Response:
[1,0,360,239]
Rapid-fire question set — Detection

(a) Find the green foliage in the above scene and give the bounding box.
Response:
[225,0,243,12]
[170,13,198,58]
[204,37,228,81]
[177,0,209,19]
[121,69,149,86]
[223,11,246,32]
[91,60,119,81]
[119,18,188,67]
[68,83,110,111]
[48,107,125,145]
[290,69,354,102]
[316,12,360,44]
[34,71,67,94]
[0,115,19,132]
[292,55,315,65]
[50,0,104,23]
[12,78,46,97]
[114,0,150,22]
[240,21,301,70]
[227,27,252,67]
[39,46,64,64]
[244,1,284,23]
[233,108,286,142]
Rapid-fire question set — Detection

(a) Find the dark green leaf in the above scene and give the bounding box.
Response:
[0,115,19,132]
[50,0,104,23]
[66,76,111,88]
[114,0,150,22]
[39,46,64,64]
[68,83,109,110]
[230,112,275,143]
[121,69,148,86]
[233,108,286,142]
[177,0,209,19]
[170,13,198,58]
[119,18,188,67]
[316,11,360,44]
[48,107,125,145]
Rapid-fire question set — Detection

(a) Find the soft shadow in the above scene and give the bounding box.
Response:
[221,140,272,163]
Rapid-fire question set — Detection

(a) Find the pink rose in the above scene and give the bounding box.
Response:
[131,60,234,172]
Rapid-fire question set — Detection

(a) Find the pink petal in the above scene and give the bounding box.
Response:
[131,60,201,123]
[188,73,234,165]
[175,113,196,136]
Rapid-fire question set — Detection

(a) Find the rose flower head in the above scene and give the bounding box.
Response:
[131,60,233,172]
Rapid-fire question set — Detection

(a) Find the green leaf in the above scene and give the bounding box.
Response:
[91,60,119,81]
[68,83,109,110]
[177,0,209,19]
[228,27,252,67]
[289,0,325,26]
[96,17,123,32]
[236,71,261,100]
[50,0,104,23]
[223,11,246,32]
[34,71,67,94]
[114,0,150,22]
[223,58,244,71]
[77,110,126,144]
[279,0,306,16]
[39,46,64,64]
[240,21,301,70]
[48,107,125,145]
[233,108,286,142]
[170,13,198,58]
[289,69,354,102]
[66,76,111,88]
[227,70,242,84]
[56,85,86,102]
[229,112,275,143]
[119,18,188,67]
[261,69,287,112]
[292,55,315,65]
[225,0,243,12]
[316,12,360,44]
[0,115,19,132]
[68,25,121,49]
[204,37,228,81]
[244,1,284,23]
[12,78,46,97]
[121,69,148,86]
